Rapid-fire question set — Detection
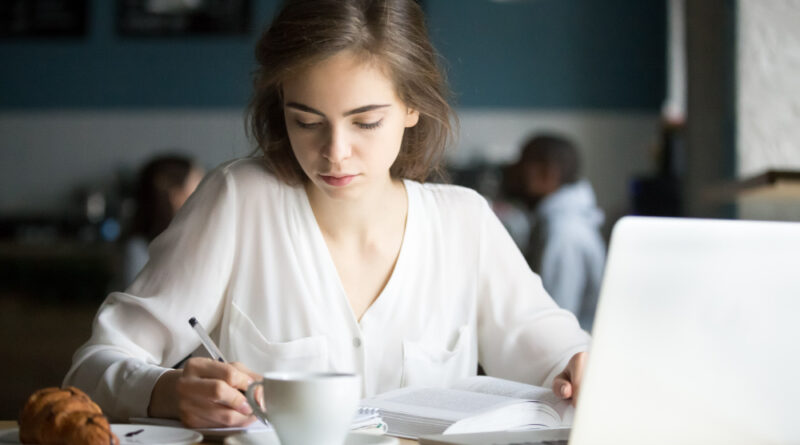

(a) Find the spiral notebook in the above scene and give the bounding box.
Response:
[130,406,385,438]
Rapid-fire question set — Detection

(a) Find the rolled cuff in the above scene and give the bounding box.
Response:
[103,359,170,421]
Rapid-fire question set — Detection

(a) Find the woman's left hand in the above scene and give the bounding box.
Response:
[552,351,587,406]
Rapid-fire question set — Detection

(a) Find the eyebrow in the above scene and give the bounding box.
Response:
[285,102,391,117]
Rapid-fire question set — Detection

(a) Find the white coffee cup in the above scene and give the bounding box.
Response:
[246,371,361,445]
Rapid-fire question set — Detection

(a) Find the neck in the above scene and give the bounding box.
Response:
[305,177,408,243]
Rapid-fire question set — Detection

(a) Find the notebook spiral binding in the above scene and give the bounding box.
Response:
[358,406,381,416]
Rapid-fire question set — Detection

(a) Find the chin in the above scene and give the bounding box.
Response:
[312,178,364,200]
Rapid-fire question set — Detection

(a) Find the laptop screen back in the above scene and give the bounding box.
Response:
[570,216,800,445]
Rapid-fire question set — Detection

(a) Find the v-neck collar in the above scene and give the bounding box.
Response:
[296,179,416,326]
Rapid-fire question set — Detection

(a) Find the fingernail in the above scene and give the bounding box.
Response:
[238,402,253,414]
[561,385,569,397]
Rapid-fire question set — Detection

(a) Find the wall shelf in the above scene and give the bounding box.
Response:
[738,170,800,199]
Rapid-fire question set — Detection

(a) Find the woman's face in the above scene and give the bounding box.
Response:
[282,50,419,200]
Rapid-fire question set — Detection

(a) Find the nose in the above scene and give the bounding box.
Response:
[322,124,351,164]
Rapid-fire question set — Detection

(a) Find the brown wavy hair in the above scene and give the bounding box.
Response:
[247,0,456,185]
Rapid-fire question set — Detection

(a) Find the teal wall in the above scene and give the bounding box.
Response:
[427,0,665,109]
[0,0,665,110]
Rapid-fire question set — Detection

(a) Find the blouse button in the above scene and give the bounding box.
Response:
[352,337,362,348]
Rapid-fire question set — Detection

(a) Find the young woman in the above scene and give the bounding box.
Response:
[65,0,590,428]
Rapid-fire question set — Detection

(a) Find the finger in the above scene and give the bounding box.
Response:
[179,397,256,428]
[182,357,221,377]
[229,362,261,391]
[257,385,264,406]
[552,375,573,400]
[178,382,253,425]
[229,362,265,406]
[194,406,254,428]
[570,353,587,406]
[177,375,252,415]
[209,379,252,413]
[244,384,265,407]
[229,361,258,378]
[185,358,255,388]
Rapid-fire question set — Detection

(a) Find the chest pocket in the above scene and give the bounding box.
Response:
[401,324,474,388]
[226,303,329,374]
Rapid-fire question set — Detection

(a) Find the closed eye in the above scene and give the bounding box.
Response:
[295,120,323,129]
[357,120,383,130]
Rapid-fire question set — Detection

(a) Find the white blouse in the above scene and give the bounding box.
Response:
[64,158,590,420]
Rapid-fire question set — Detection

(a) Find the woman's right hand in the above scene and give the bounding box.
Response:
[148,357,260,427]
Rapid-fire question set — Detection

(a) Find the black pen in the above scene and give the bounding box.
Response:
[188,317,253,401]
[188,317,227,362]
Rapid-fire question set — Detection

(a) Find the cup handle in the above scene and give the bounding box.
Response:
[245,380,268,422]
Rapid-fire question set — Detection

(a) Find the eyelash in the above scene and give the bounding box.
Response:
[294,120,383,130]
[357,120,383,130]
[295,121,321,129]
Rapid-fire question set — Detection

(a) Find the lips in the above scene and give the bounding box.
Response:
[319,174,357,186]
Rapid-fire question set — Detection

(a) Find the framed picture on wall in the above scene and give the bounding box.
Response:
[117,0,251,37]
[0,0,88,38]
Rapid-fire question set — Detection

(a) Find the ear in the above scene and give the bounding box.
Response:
[404,107,420,128]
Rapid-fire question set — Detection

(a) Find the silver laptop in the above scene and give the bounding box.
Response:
[421,216,800,445]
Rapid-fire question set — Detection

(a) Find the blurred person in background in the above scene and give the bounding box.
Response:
[507,134,606,331]
[123,154,205,287]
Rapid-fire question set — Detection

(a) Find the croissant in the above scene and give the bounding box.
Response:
[59,411,119,445]
[18,386,119,445]
[19,387,73,442]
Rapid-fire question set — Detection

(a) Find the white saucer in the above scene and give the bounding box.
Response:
[0,424,203,445]
[224,430,398,445]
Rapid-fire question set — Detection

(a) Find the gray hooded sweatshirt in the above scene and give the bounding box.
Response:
[528,179,606,332]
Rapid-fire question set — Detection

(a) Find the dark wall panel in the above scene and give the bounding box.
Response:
[0,0,665,110]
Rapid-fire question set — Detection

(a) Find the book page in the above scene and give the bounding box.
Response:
[361,378,575,438]
[451,376,557,402]
[364,386,522,423]
[450,376,573,424]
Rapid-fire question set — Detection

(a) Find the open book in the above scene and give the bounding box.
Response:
[361,376,572,439]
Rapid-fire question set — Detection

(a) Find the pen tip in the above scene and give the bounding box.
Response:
[189,317,197,327]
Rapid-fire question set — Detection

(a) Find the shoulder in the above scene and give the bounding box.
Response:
[201,157,290,199]
[182,157,297,218]
[215,157,282,187]
[407,181,498,243]
[411,181,489,216]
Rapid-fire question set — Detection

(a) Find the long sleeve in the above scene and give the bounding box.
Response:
[63,164,239,420]
[475,199,590,387]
